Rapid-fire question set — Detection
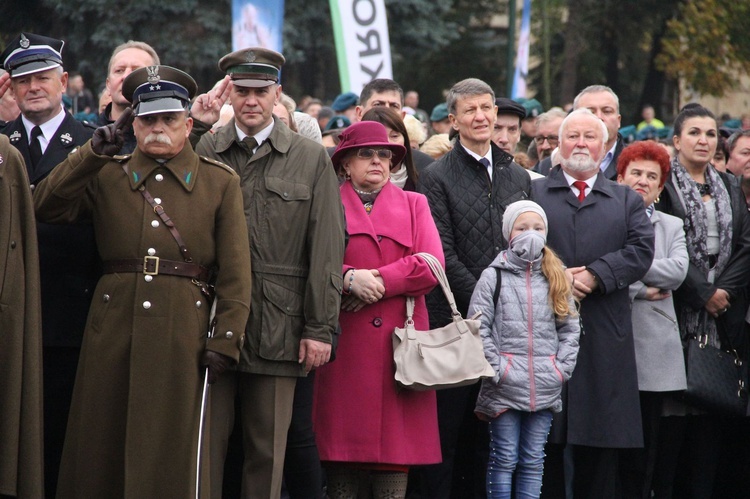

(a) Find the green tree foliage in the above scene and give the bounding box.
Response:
[1,0,232,94]
[657,0,750,97]
[526,0,681,123]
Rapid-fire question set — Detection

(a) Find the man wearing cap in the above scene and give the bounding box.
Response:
[492,97,526,155]
[416,78,531,498]
[0,32,98,496]
[193,47,345,499]
[34,64,252,497]
[331,91,358,123]
[430,103,452,135]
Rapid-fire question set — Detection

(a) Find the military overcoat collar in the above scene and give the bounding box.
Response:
[123,141,201,193]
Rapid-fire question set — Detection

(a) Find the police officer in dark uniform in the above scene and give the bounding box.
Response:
[0,32,98,497]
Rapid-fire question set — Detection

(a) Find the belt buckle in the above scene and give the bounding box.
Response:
[143,256,160,275]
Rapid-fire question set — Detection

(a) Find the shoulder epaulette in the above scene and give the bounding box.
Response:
[113,154,132,163]
[200,155,235,174]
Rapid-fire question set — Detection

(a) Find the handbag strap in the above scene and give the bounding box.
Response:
[414,252,463,320]
[715,316,742,361]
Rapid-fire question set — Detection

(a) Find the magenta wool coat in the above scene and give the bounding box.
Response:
[313,180,444,465]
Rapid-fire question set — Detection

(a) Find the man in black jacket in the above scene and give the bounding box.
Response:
[415,78,531,498]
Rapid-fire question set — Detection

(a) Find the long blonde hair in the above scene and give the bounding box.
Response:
[541,246,576,320]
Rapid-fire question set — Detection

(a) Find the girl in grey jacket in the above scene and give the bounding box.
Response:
[468,200,580,499]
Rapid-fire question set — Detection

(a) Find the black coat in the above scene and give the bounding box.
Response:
[419,140,531,327]
[3,112,98,347]
[531,167,654,448]
[656,170,750,353]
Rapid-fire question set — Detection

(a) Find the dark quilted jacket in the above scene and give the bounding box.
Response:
[418,140,531,327]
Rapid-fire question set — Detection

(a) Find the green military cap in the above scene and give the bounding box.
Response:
[218,47,285,88]
[122,65,197,117]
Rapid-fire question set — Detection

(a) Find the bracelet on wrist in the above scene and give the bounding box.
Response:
[346,269,356,294]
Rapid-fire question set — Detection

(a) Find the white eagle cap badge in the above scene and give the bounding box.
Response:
[146,66,160,85]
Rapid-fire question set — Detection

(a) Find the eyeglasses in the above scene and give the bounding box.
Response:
[356,148,393,160]
[534,135,559,145]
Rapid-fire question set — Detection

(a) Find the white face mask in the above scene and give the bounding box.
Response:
[509,230,547,261]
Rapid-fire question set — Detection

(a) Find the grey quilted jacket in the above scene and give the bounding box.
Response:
[469,250,580,417]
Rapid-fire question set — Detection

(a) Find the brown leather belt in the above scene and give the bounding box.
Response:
[102,256,210,281]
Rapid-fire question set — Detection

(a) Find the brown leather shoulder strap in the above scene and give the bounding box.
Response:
[121,162,194,263]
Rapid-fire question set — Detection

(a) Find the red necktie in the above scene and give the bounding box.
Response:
[573,181,588,202]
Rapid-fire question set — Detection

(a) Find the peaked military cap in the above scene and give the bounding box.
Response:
[122,65,197,117]
[219,47,285,88]
[1,32,65,78]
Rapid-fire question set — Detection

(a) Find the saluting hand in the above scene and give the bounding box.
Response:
[191,75,231,126]
[0,71,9,100]
[92,107,134,156]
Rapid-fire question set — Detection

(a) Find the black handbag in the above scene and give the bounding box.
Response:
[682,327,748,416]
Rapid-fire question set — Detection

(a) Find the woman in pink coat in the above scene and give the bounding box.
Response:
[313,121,444,498]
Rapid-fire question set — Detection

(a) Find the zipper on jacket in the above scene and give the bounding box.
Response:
[650,306,678,325]
[526,262,536,411]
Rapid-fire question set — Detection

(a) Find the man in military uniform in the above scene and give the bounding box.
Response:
[0,32,97,496]
[0,134,44,499]
[34,65,252,497]
[193,48,346,499]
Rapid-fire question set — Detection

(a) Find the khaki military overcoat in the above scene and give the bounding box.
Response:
[0,134,44,498]
[34,140,252,498]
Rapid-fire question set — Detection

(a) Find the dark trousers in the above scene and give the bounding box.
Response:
[43,346,79,499]
[572,445,622,499]
[620,391,665,499]
[651,415,721,499]
[283,372,324,499]
[408,383,487,499]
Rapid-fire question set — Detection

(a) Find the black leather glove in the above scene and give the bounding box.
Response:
[201,350,235,385]
[91,107,134,156]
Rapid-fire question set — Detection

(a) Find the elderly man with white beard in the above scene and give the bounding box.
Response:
[530,108,654,498]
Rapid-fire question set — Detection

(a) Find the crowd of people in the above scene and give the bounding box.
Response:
[2,29,750,499]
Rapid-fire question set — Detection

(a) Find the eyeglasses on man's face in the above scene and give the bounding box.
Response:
[534,135,559,145]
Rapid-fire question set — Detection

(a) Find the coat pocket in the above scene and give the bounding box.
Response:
[259,278,305,361]
[86,274,121,334]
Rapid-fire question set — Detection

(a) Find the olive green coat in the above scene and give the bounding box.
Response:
[34,140,252,498]
[0,134,44,499]
[196,117,345,377]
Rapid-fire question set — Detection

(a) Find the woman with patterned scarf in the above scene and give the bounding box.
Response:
[652,104,750,498]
